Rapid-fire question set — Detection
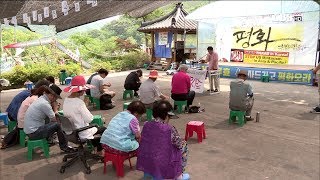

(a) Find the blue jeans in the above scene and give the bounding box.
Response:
[27,122,68,149]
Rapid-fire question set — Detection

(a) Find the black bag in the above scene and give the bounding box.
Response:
[1,127,19,149]
[188,106,200,113]
[100,94,114,110]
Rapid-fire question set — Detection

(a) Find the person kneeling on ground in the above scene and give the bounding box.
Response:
[63,75,106,156]
[229,70,254,121]
[24,85,74,153]
[171,64,195,111]
[100,101,146,154]
[137,100,189,180]
[124,69,143,97]
[90,68,115,110]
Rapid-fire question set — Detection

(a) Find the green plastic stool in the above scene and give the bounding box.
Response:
[123,90,134,100]
[229,110,246,127]
[146,108,153,121]
[27,139,49,161]
[123,102,131,110]
[90,115,103,126]
[58,110,64,116]
[92,97,100,109]
[86,141,94,152]
[174,100,187,114]
[261,75,270,82]
[8,121,17,132]
[20,130,27,147]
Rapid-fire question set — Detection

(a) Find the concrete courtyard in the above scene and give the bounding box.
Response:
[0,69,319,180]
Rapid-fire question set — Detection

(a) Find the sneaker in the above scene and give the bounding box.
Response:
[214,89,219,92]
[245,116,254,121]
[310,106,320,113]
[207,89,214,92]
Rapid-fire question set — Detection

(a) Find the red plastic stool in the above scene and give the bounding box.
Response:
[185,121,206,143]
[103,150,137,177]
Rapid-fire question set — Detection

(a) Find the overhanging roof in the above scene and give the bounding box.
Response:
[138,3,196,34]
[0,0,179,32]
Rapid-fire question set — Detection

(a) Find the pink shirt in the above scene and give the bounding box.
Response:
[171,71,191,94]
[17,95,38,128]
[206,51,219,70]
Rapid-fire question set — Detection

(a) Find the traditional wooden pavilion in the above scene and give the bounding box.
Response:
[138,3,197,69]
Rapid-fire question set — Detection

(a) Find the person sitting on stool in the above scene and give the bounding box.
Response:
[229,70,254,121]
[171,64,195,111]
[124,69,143,98]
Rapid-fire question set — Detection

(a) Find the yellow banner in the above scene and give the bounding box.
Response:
[243,50,289,65]
[232,24,303,52]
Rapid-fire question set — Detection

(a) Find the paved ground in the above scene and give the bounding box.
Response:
[0,69,319,180]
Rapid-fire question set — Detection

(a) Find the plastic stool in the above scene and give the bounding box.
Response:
[65,77,72,85]
[261,75,270,82]
[143,173,163,180]
[27,139,49,160]
[174,100,187,114]
[229,110,246,127]
[0,112,9,125]
[123,102,131,110]
[123,90,134,100]
[146,108,153,121]
[90,115,103,126]
[103,150,136,177]
[8,120,17,132]
[20,130,27,147]
[185,121,206,143]
[92,97,100,109]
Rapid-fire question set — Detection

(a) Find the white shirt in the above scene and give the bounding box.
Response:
[90,75,104,98]
[139,79,162,104]
[63,97,97,140]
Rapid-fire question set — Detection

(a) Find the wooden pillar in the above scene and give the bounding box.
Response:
[173,32,177,62]
[151,32,155,62]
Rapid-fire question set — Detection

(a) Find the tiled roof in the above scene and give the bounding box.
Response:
[138,3,197,34]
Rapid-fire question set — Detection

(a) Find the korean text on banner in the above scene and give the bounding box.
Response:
[187,69,207,93]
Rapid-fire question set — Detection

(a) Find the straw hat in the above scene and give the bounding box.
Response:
[63,75,94,93]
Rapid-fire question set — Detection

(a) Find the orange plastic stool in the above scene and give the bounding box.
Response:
[103,150,136,177]
[185,121,206,143]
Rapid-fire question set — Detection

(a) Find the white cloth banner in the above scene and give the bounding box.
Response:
[38,14,42,22]
[52,10,57,19]
[187,69,207,93]
[159,32,168,45]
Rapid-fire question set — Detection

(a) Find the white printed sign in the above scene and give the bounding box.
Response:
[43,7,50,18]
[38,14,42,22]
[159,32,168,45]
[32,11,37,21]
[74,2,80,12]
[52,10,57,19]
[187,69,207,93]
[23,13,28,23]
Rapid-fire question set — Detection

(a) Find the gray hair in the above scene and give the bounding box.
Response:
[178,64,188,72]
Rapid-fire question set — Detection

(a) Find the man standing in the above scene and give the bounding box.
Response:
[171,64,195,110]
[24,84,74,152]
[229,70,254,121]
[90,68,115,110]
[139,70,169,109]
[124,69,143,98]
[205,46,219,92]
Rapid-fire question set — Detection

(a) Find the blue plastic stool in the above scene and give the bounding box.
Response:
[0,112,9,125]
[65,77,72,85]
[26,83,33,90]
